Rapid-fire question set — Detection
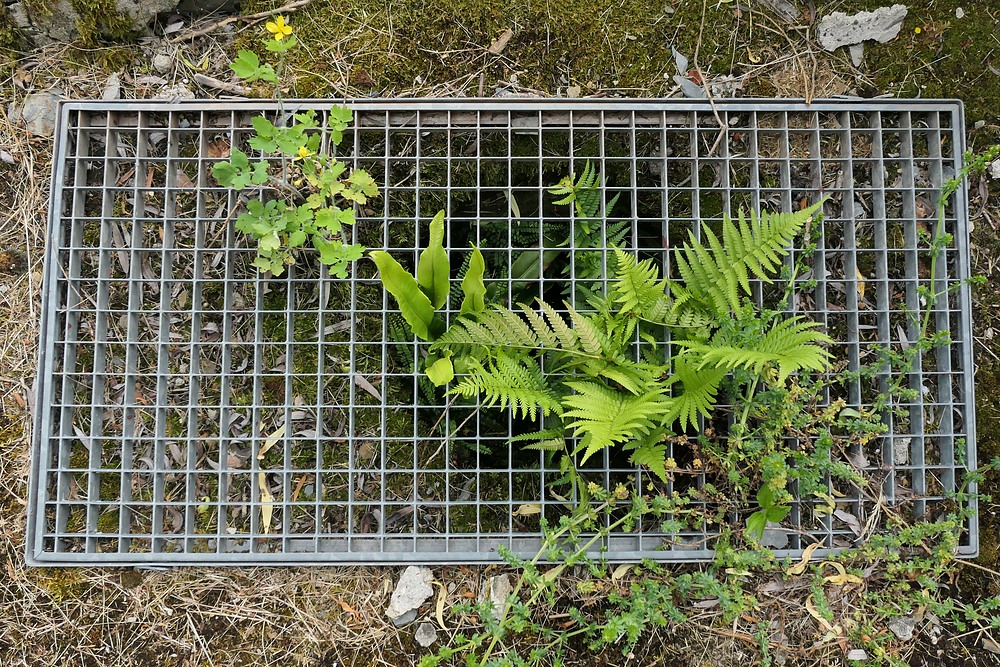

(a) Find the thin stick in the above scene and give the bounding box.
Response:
[193,73,251,96]
[169,0,313,44]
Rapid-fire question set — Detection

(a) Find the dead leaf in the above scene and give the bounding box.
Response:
[856,267,866,302]
[611,563,633,581]
[257,423,286,460]
[806,596,835,632]
[512,503,541,517]
[787,542,821,576]
[337,598,359,618]
[258,472,273,534]
[435,582,447,630]
[983,636,1000,654]
[821,561,865,587]
[173,170,195,189]
[354,374,382,401]
[834,509,863,536]
[207,138,231,159]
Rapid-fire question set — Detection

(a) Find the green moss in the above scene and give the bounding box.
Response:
[30,569,90,603]
[239,0,758,97]
[70,0,136,45]
[835,0,1000,123]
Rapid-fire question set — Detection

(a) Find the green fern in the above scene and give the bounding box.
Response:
[676,317,832,385]
[562,381,669,461]
[450,353,563,421]
[673,201,824,315]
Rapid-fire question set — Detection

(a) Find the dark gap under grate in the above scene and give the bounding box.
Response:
[28,99,977,565]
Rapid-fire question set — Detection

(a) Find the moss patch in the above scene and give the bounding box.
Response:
[238,0,767,97]
[835,0,1000,123]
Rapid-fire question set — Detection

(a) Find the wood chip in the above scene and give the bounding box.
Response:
[488,28,515,55]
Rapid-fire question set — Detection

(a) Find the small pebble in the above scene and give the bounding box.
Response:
[152,53,173,75]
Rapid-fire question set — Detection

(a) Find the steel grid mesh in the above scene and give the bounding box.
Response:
[28,99,976,565]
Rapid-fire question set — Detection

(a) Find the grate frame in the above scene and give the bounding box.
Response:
[28,98,977,566]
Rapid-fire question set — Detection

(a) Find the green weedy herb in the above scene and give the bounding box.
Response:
[211,16,376,278]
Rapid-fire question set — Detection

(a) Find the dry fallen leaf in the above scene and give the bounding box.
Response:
[207,138,231,159]
[258,472,273,534]
[512,503,542,517]
[821,561,865,587]
[435,582,447,631]
[611,563,633,581]
[354,374,383,401]
[856,267,866,302]
[257,423,286,460]
[787,542,821,576]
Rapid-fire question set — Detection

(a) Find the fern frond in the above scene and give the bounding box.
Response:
[626,440,670,482]
[568,308,608,356]
[677,317,832,384]
[611,249,670,315]
[509,428,566,451]
[662,358,728,431]
[450,354,562,420]
[674,201,823,314]
[562,381,668,461]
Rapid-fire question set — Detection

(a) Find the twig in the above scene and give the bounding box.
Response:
[169,0,313,43]
[193,73,251,96]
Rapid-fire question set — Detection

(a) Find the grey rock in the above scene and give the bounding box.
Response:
[176,0,238,15]
[847,649,869,661]
[956,7,965,19]
[14,0,180,45]
[414,622,438,648]
[153,84,195,100]
[479,574,513,619]
[152,53,173,75]
[988,159,1000,180]
[391,609,418,627]
[817,4,908,51]
[888,615,916,641]
[11,90,62,137]
[102,73,121,100]
[385,566,434,625]
[849,43,865,67]
[760,522,789,549]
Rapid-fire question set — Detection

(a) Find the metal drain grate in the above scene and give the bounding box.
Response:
[28,99,976,565]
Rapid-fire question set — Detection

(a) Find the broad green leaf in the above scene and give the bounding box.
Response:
[459,245,486,317]
[287,230,307,247]
[211,161,237,187]
[425,354,455,386]
[371,250,442,341]
[230,149,249,169]
[756,485,776,509]
[417,210,450,309]
[250,161,269,184]
[230,50,261,79]
[767,505,791,523]
[746,511,768,540]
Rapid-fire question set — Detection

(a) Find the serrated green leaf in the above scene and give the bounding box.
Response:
[230,50,260,79]
[417,210,450,309]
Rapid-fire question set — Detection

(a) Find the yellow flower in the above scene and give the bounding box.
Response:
[266,15,293,40]
[294,146,311,161]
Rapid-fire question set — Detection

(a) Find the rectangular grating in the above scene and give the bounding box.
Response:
[28,99,976,565]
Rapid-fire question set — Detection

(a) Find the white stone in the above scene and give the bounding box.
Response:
[414,622,437,648]
[888,615,916,641]
[385,566,434,625]
[479,574,513,619]
[817,4,908,51]
[956,7,965,19]
[152,53,173,75]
